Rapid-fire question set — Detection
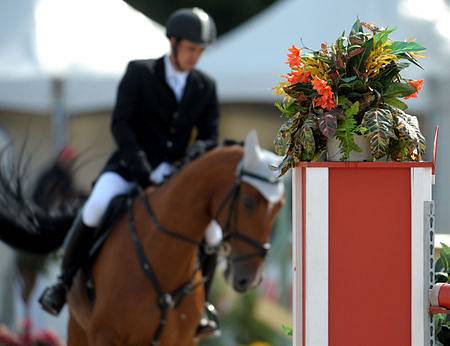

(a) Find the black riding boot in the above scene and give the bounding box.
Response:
[39,213,94,316]
[196,252,221,339]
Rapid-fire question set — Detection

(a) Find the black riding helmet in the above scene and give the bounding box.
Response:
[166,8,217,47]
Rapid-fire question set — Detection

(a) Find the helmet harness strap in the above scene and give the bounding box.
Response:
[170,38,183,72]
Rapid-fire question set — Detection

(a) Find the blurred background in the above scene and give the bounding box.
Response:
[0,0,449,344]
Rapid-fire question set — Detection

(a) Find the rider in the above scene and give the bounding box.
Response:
[39,7,220,335]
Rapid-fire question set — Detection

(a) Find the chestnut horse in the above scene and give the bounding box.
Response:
[67,132,284,346]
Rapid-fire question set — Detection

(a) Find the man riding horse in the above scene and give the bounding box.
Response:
[39,7,220,337]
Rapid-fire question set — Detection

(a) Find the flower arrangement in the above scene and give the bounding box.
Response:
[274,19,426,175]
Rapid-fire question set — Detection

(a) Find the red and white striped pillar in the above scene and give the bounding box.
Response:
[292,162,434,346]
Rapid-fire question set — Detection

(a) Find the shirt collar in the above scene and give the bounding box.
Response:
[164,54,189,84]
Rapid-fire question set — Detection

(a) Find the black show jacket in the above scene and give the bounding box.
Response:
[103,56,219,180]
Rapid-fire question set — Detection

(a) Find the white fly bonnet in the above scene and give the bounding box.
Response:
[237,130,284,203]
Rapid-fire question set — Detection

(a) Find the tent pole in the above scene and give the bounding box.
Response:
[51,76,67,154]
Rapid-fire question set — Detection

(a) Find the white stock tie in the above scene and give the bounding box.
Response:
[171,76,183,102]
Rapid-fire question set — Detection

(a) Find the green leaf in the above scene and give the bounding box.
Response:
[282,324,293,336]
[274,120,291,155]
[362,108,397,159]
[391,41,426,56]
[341,76,358,83]
[356,37,374,72]
[275,100,298,119]
[436,257,445,274]
[383,97,408,110]
[441,243,450,272]
[339,78,366,92]
[401,52,424,69]
[277,155,295,177]
[351,18,363,34]
[394,111,418,140]
[298,117,316,158]
[435,272,449,283]
[338,95,350,108]
[336,110,360,160]
[383,82,416,98]
[390,107,426,160]
[345,101,360,117]
[373,27,396,45]
[274,113,302,156]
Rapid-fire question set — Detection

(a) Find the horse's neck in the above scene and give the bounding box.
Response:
[150,147,243,243]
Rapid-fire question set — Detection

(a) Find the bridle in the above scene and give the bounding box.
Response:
[214,168,279,263]
[126,163,280,345]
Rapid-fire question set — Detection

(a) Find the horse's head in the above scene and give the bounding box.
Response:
[220,130,284,293]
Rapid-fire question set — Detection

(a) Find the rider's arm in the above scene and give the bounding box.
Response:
[111,61,151,182]
[111,61,144,157]
[195,81,219,143]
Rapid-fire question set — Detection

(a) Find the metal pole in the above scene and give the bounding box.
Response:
[51,76,67,154]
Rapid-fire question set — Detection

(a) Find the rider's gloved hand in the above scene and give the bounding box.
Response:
[185,140,217,161]
[150,162,173,185]
[127,150,151,187]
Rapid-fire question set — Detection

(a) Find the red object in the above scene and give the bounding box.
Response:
[430,283,450,309]
[329,167,411,345]
[59,145,76,162]
[429,306,450,315]
[293,161,433,346]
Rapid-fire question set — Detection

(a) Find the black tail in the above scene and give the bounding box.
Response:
[0,213,75,254]
[0,145,79,254]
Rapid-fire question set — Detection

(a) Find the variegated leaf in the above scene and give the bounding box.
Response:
[395,111,417,141]
[319,111,338,139]
[298,117,316,158]
[404,113,426,159]
[390,106,426,160]
[274,118,294,155]
[362,108,397,159]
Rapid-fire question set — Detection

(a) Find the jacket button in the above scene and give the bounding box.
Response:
[166,140,173,148]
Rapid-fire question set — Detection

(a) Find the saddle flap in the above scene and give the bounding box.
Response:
[88,194,129,260]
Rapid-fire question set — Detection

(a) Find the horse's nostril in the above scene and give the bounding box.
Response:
[238,278,248,288]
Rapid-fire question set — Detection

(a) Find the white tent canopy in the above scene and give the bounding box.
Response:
[0,0,170,113]
[199,0,450,111]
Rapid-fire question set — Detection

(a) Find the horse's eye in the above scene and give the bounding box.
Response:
[242,195,258,211]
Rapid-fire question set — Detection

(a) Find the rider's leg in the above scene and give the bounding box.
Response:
[39,172,135,316]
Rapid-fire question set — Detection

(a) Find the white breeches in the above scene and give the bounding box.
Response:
[81,171,223,244]
[81,172,135,227]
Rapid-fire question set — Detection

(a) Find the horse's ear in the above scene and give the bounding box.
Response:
[243,130,260,166]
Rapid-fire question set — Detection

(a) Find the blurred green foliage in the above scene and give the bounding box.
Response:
[199,289,291,346]
[434,243,450,345]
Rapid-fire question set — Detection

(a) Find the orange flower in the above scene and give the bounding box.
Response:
[404,79,424,99]
[314,95,336,111]
[311,76,329,94]
[285,69,311,84]
[286,44,301,69]
[311,76,336,111]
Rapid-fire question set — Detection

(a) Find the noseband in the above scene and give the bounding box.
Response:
[214,168,279,263]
